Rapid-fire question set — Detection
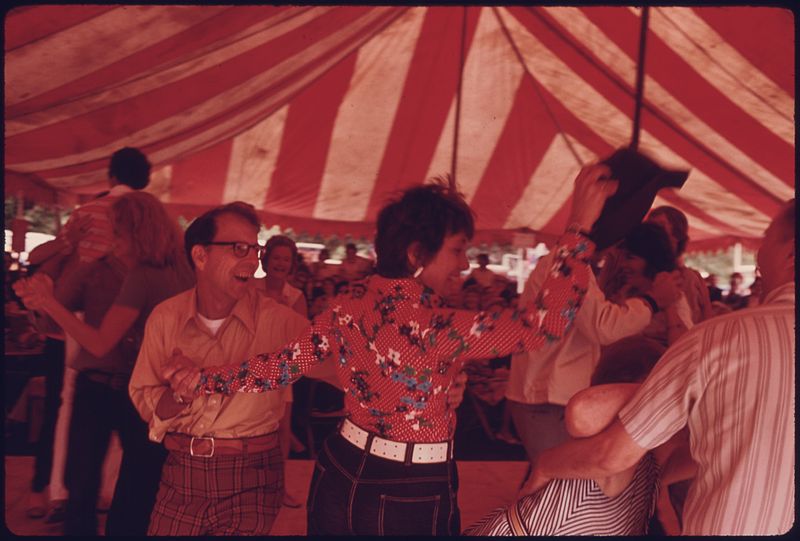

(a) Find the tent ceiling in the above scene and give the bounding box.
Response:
[4,6,794,250]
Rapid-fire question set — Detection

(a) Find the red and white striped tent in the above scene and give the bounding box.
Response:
[5,6,794,251]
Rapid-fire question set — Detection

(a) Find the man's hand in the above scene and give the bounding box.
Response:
[13,275,55,312]
[446,371,468,410]
[163,348,201,402]
[517,463,550,499]
[649,271,681,309]
[567,164,619,232]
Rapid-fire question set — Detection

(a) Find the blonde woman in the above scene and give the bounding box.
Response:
[15,191,194,535]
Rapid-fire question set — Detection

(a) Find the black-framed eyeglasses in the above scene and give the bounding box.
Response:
[204,242,264,259]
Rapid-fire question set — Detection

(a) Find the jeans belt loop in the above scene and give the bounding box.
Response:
[189,436,215,458]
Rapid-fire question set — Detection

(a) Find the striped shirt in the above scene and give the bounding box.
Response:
[619,281,795,535]
[65,184,133,263]
[464,453,660,536]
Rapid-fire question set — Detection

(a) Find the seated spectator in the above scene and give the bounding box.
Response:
[705,274,723,302]
[339,242,373,281]
[647,206,713,323]
[723,272,748,310]
[467,253,496,289]
[311,248,337,279]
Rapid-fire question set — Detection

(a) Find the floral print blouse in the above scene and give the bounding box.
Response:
[196,232,595,442]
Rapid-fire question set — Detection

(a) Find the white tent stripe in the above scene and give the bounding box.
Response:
[662,7,793,121]
[645,7,794,146]
[457,8,525,203]
[223,105,289,209]
[5,6,226,106]
[505,134,595,230]
[500,7,770,235]
[8,7,400,174]
[544,7,793,201]
[314,7,426,221]
[6,6,334,137]
[424,100,457,182]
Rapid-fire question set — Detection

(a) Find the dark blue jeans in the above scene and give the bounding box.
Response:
[307,431,460,536]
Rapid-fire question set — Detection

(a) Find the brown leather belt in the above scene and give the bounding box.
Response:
[163,431,279,458]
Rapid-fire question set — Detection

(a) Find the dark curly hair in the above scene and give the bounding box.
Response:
[620,222,676,279]
[374,176,475,278]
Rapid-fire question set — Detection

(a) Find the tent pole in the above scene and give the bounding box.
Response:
[630,6,650,150]
[450,6,468,190]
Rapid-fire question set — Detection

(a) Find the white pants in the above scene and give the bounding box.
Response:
[48,333,122,504]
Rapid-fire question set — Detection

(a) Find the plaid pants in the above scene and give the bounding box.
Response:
[148,442,284,535]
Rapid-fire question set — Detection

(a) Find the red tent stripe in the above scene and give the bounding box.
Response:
[685,7,794,98]
[365,6,481,221]
[471,78,562,230]
[508,7,780,225]
[5,7,389,165]
[582,8,793,192]
[168,139,233,206]
[265,55,359,218]
[7,6,286,118]
[4,5,116,51]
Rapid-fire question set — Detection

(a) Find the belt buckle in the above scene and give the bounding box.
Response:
[190,436,215,457]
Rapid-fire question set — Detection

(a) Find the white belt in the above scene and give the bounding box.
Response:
[339,419,452,464]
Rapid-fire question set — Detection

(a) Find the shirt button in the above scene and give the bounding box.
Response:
[198,423,205,429]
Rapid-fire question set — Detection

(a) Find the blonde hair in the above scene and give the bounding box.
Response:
[111,192,187,270]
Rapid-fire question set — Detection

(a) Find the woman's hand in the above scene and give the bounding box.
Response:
[649,271,681,309]
[567,164,619,232]
[163,348,201,401]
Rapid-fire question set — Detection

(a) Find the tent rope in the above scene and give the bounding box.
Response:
[450,5,469,190]
[630,6,650,150]
[492,6,584,167]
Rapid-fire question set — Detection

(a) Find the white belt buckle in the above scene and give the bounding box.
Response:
[190,436,215,458]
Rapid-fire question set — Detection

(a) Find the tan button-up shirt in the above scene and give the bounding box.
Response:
[129,287,309,442]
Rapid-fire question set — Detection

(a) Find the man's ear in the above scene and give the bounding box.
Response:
[191,245,208,271]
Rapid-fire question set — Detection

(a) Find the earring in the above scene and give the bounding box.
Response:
[413,266,424,278]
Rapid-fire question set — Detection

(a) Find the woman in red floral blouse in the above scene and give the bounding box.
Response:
[165,166,617,535]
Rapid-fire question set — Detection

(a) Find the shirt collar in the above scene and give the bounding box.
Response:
[181,287,258,336]
[762,281,795,306]
[108,184,134,197]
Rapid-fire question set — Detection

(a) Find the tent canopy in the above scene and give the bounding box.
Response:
[5,6,794,251]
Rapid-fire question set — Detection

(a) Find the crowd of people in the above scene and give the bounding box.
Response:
[5,145,794,536]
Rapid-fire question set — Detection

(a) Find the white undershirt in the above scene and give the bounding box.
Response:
[197,313,226,336]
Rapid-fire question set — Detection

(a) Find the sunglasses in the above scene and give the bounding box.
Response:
[204,242,264,259]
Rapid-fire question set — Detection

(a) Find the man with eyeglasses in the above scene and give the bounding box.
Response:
[128,202,309,535]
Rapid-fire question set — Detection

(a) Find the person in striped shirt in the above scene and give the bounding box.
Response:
[28,147,151,267]
[524,199,796,535]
